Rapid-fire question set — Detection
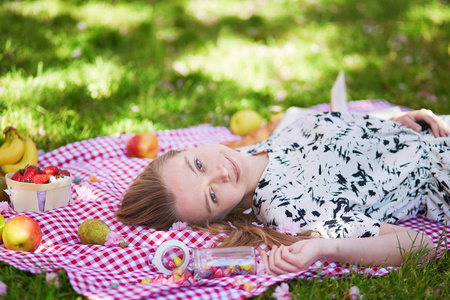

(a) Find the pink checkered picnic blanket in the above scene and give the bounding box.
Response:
[0,100,448,299]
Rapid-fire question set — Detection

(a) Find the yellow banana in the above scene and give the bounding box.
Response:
[0,127,25,165]
[0,132,11,150]
[1,136,38,174]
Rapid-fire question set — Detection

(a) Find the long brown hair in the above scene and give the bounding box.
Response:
[115,150,181,230]
[115,149,314,248]
[195,207,315,248]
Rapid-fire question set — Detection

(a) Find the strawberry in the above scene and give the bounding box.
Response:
[21,165,40,183]
[11,170,23,182]
[58,169,71,177]
[30,174,50,184]
[44,165,59,176]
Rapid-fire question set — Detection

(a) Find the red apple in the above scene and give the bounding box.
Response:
[125,132,159,159]
[2,216,42,252]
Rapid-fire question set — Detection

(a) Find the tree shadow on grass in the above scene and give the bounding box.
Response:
[2,0,449,151]
[1,0,305,111]
[2,0,304,71]
[302,0,418,24]
[0,10,81,74]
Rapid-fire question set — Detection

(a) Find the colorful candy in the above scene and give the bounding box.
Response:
[152,242,257,288]
[140,269,255,291]
[196,264,255,279]
[173,255,182,267]
[243,282,256,292]
[166,259,177,269]
[193,246,256,280]
[140,268,194,286]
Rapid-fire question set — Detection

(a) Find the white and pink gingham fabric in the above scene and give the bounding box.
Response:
[0,100,448,300]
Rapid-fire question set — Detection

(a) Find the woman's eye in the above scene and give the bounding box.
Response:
[195,159,203,171]
[210,190,217,203]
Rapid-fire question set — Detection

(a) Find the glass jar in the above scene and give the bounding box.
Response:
[192,246,256,280]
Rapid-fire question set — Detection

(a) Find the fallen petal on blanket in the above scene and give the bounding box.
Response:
[0,201,9,213]
[104,232,121,247]
[75,182,96,202]
[78,218,127,247]
[169,221,189,231]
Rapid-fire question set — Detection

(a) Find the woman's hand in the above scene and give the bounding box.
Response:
[259,223,435,275]
[390,109,450,138]
[260,238,324,275]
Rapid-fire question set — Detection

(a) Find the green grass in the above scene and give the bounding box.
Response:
[0,0,449,298]
[256,251,450,300]
[1,0,449,151]
[0,262,82,300]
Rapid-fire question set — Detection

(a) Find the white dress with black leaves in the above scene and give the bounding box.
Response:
[238,112,450,239]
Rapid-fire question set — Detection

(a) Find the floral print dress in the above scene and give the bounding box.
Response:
[238,112,450,239]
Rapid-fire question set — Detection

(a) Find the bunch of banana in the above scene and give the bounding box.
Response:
[0,127,38,174]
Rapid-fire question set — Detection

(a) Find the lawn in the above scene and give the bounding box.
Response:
[0,0,449,299]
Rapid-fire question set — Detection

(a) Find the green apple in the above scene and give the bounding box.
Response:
[0,213,4,243]
[230,110,263,136]
[2,216,42,252]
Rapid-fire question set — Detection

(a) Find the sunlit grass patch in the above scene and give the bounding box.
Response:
[4,0,153,31]
[406,1,450,27]
[177,30,334,96]
[76,2,153,32]
[4,0,63,19]
[187,0,304,22]
[105,118,160,136]
[0,57,128,104]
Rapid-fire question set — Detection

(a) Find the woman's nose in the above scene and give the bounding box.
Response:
[212,163,229,182]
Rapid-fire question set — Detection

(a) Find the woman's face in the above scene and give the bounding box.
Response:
[161,144,256,224]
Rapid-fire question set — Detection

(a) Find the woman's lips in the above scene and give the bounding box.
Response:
[227,157,240,182]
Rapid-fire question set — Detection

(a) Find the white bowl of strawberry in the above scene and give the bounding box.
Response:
[5,165,72,212]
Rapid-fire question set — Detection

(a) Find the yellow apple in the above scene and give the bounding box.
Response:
[125,133,159,159]
[0,213,4,243]
[230,110,263,136]
[2,216,42,252]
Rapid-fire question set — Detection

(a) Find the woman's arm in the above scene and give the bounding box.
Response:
[390,109,450,138]
[260,223,436,275]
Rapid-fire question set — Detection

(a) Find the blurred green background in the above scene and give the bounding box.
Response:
[0,0,449,152]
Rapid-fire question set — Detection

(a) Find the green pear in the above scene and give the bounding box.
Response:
[0,176,10,203]
[78,218,127,247]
